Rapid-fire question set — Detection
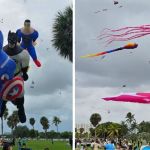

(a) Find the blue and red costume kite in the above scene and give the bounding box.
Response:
[16,28,41,67]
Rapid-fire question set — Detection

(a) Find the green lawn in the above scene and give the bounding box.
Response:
[0,140,72,150]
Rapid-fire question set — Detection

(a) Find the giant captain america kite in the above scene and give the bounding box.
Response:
[0,31,16,92]
[0,31,24,123]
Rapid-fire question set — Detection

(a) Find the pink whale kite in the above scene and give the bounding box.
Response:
[102,93,150,104]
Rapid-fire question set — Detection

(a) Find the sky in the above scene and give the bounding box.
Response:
[76,0,150,125]
[0,0,72,133]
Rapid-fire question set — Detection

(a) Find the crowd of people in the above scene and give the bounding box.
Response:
[0,138,15,150]
[75,138,150,150]
[0,138,31,150]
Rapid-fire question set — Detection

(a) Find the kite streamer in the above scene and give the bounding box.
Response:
[98,24,150,45]
[103,92,150,104]
[81,43,138,58]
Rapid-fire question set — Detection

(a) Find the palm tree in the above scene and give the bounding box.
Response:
[12,111,20,129]
[52,6,72,62]
[7,117,15,133]
[40,116,50,138]
[125,112,136,133]
[138,121,150,133]
[96,124,108,139]
[7,111,19,134]
[52,116,61,133]
[29,118,35,130]
[126,112,135,124]
[90,113,101,138]
[89,128,95,137]
[79,128,84,138]
[120,121,128,137]
[1,107,9,135]
[131,121,138,134]
[75,128,77,133]
[107,123,121,138]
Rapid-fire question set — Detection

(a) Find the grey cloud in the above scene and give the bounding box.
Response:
[76,0,150,124]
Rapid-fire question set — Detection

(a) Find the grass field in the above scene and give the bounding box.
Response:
[0,140,72,150]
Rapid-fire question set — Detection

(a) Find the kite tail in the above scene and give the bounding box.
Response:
[99,26,140,37]
[98,29,150,40]
[105,32,150,45]
[98,25,150,45]
[103,25,150,32]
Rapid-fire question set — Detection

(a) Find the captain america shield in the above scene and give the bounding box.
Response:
[1,77,24,101]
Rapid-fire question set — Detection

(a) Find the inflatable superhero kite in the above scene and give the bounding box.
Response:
[16,19,41,67]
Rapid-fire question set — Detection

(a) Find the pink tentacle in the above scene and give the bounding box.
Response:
[109,24,150,32]
[98,30,150,40]
[98,25,150,45]
[100,25,150,36]
[106,32,150,43]
[107,26,142,32]
[117,32,150,41]
[99,27,150,38]
[98,27,145,39]
[99,27,136,36]
[104,32,150,46]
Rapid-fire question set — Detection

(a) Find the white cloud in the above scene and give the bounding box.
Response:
[1,0,72,132]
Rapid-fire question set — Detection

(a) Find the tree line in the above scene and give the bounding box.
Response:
[1,108,72,139]
[5,126,72,139]
[76,112,150,142]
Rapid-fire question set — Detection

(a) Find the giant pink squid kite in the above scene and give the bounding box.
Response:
[102,92,150,104]
[98,24,150,45]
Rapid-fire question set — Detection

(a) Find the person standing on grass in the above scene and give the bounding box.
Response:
[80,145,87,150]
[76,139,81,150]
[69,137,73,148]
[104,140,115,150]
[93,139,101,150]
[91,140,94,150]
[2,141,12,150]
[116,143,121,150]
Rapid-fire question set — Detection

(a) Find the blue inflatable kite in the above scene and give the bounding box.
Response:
[16,20,41,67]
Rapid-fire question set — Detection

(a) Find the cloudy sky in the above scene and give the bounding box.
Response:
[76,0,150,125]
[0,0,72,132]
